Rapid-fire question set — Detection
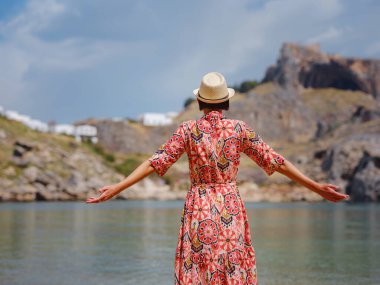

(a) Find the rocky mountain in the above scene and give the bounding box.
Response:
[263,43,380,100]
[1,43,379,202]
[0,117,174,202]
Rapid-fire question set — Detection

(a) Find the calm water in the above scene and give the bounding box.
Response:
[0,201,379,285]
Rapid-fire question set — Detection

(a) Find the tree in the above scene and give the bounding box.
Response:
[233,80,259,93]
[184,97,195,108]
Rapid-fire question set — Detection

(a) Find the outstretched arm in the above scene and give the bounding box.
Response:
[86,122,187,204]
[86,160,155,204]
[276,159,349,203]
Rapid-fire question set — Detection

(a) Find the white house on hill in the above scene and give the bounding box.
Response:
[74,124,98,143]
[138,112,178,126]
[3,109,49,132]
[53,124,76,136]
[0,105,98,143]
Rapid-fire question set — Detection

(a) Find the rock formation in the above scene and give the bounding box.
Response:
[74,118,175,154]
[263,43,380,100]
[319,134,380,202]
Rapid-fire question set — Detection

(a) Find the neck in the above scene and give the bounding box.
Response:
[203,108,222,115]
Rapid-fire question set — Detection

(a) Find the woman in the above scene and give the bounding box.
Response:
[86,72,349,284]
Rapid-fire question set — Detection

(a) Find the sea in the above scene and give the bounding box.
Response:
[0,200,379,285]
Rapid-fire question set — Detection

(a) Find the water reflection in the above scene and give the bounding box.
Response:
[245,203,380,285]
[0,201,379,285]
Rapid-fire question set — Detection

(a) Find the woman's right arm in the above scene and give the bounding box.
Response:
[86,160,156,203]
[276,159,349,203]
[86,122,187,204]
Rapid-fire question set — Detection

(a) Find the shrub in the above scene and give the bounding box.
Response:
[84,142,115,162]
[115,157,141,176]
[233,80,259,93]
[184,97,195,108]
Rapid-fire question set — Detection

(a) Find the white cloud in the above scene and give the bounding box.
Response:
[0,0,67,105]
[306,27,342,44]
[0,0,148,117]
[158,0,344,92]
[0,0,136,72]
[1,0,66,36]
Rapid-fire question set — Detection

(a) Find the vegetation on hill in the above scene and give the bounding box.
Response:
[232,80,259,93]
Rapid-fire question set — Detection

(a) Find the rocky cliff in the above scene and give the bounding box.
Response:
[263,43,380,100]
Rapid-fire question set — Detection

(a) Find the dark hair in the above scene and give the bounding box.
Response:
[197,99,229,111]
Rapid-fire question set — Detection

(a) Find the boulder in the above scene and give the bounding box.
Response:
[321,134,380,202]
[0,129,7,139]
[23,166,40,182]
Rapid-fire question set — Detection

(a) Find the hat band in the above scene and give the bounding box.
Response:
[197,92,229,101]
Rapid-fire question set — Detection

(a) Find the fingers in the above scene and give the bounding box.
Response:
[86,193,107,203]
[86,188,115,203]
[332,189,350,200]
[325,184,350,201]
[85,187,106,203]
[326,191,350,203]
[319,184,350,203]
[86,197,101,203]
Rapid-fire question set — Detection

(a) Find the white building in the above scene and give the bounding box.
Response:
[74,124,98,143]
[53,124,76,136]
[1,106,98,143]
[165,111,178,119]
[138,112,178,126]
[4,110,49,132]
[24,118,49,132]
[53,123,98,143]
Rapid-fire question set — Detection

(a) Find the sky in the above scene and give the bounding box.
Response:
[0,0,379,124]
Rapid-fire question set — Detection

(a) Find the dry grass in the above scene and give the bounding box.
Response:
[249,82,278,95]
[299,88,376,115]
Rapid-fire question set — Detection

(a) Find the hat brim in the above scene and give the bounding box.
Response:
[193,88,235,103]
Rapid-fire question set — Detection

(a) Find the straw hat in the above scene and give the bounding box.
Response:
[193,72,235,103]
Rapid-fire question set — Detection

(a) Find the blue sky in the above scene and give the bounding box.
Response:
[0,0,379,124]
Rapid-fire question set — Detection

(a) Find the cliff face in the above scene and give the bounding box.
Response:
[74,118,176,154]
[257,43,380,202]
[263,43,380,100]
[320,134,380,202]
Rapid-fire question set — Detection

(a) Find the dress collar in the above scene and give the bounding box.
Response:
[201,110,227,122]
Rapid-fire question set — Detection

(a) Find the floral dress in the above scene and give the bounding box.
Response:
[148,110,285,285]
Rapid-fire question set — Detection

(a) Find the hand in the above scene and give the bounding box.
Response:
[315,183,350,203]
[86,184,121,204]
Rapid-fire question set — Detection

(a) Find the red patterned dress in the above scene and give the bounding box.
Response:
[148,110,285,285]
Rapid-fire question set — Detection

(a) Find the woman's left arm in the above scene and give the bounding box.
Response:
[276,159,350,203]
[86,160,156,204]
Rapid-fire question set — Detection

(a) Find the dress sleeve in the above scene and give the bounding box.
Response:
[240,121,285,176]
[148,122,187,176]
